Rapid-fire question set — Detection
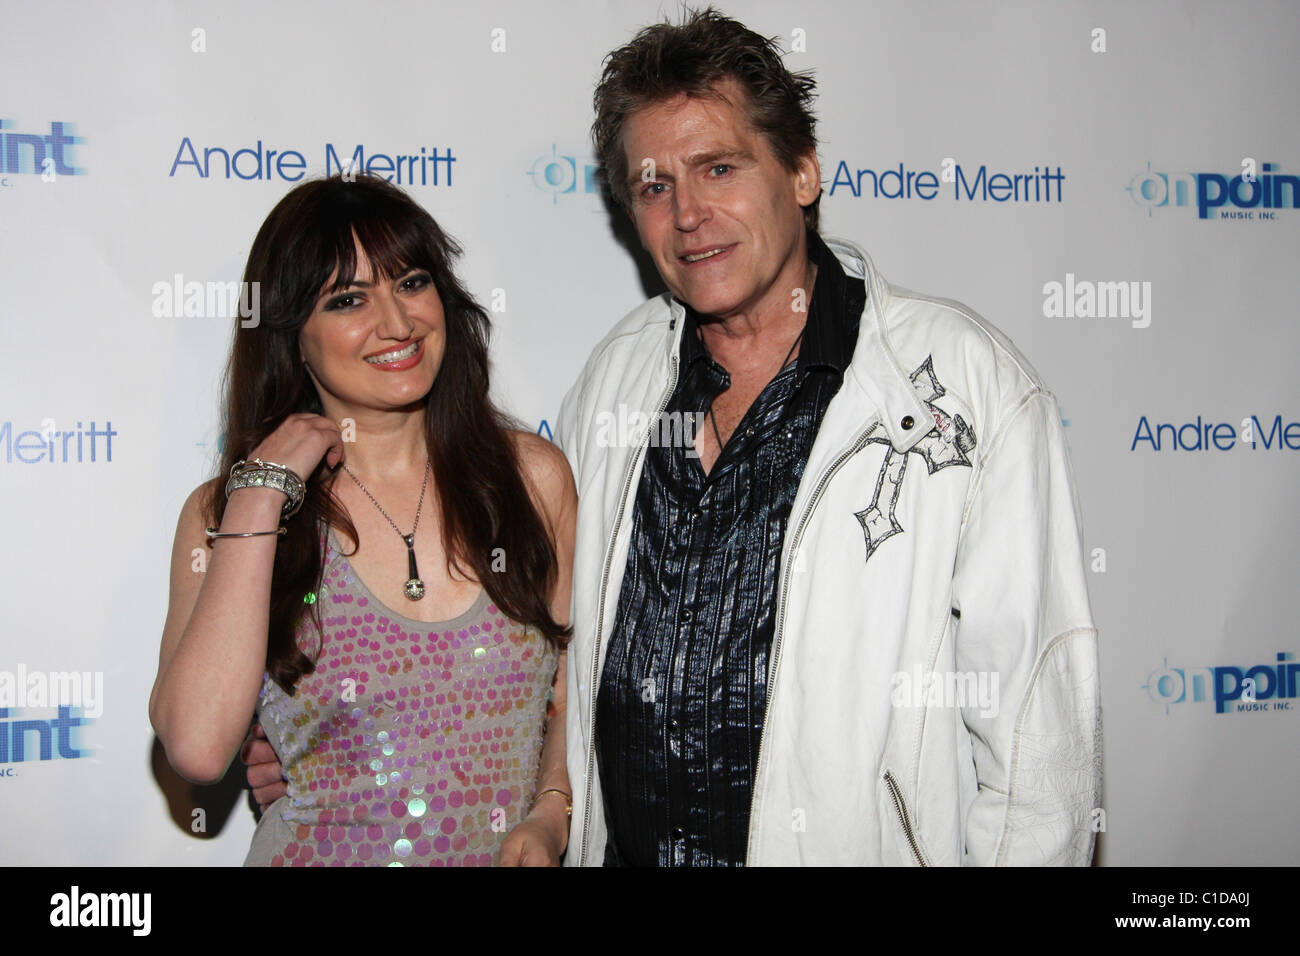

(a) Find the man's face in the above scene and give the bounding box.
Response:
[621,78,820,321]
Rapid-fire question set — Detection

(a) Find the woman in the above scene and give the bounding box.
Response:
[149,173,575,866]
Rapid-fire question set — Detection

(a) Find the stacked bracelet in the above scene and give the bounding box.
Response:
[225,458,306,517]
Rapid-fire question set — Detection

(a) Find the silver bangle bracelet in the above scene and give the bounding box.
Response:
[226,458,306,517]
[205,526,287,538]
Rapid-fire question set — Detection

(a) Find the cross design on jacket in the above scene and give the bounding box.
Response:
[855,356,977,564]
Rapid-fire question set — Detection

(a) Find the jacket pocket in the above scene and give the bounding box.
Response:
[883,770,929,867]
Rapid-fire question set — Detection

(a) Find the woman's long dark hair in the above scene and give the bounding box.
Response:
[203,173,569,693]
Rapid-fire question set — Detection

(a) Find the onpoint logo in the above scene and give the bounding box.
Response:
[195,425,227,454]
[0,666,102,769]
[1143,653,1298,715]
[0,707,93,764]
[528,145,600,202]
[1127,161,1299,220]
[0,119,84,176]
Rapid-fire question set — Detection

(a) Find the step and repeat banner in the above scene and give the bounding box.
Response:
[1,0,1296,866]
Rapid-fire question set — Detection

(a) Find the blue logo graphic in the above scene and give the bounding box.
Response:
[536,420,554,441]
[0,420,116,463]
[1127,161,1299,220]
[0,119,84,176]
[1143,654,1298,715]
[827,159,1065,203]
[0,707,93,764]
[528,146,600,203]
[195,426,227,455]
[169,138,456,185]
[1130,414,1300,452]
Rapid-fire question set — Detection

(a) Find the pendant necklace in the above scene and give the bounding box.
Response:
[342,459,431,601]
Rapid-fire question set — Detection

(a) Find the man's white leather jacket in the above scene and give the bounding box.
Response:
[555,237,1101,866]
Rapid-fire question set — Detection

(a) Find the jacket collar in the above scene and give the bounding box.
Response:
[662,235,929,454]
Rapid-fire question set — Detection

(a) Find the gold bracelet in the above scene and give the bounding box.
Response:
[529,788,572,818]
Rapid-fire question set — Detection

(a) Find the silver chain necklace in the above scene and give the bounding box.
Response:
[341,459,431,601]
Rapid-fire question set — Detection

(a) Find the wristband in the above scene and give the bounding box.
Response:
[226,458,306,517]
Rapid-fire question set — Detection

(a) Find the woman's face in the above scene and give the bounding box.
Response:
[298,238,446,417]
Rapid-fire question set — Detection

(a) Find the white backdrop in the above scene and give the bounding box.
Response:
[1,0,1296,865]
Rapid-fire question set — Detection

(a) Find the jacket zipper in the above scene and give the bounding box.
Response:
[884,770,929,866]
[578,351,681,866]
[745,421,880,864]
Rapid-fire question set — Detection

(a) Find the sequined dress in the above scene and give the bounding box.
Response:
[244,526,556,866]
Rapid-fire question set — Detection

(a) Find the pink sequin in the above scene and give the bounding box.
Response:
[252,532,555,868]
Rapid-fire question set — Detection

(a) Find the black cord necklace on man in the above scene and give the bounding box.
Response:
[342,459,432,601]
[706,323,806,453]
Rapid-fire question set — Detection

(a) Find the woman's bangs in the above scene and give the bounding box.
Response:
[322,210,428,294]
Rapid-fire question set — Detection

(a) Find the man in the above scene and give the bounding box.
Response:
[248,7,1101,866]
[554,7,1099,866]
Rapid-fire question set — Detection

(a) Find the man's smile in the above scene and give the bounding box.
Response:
[678,244,735,265]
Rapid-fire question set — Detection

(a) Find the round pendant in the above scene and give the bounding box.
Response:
[404,578,425,601]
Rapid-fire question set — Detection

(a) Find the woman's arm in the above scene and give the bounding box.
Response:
[500,431,577,866]
[511,647,570,861]
[149,414,343,785]
[149,481,287,784]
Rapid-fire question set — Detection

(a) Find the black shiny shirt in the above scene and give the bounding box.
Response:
[595,232,865,866]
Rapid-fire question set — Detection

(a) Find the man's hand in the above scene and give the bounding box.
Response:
[240,722,286,812]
